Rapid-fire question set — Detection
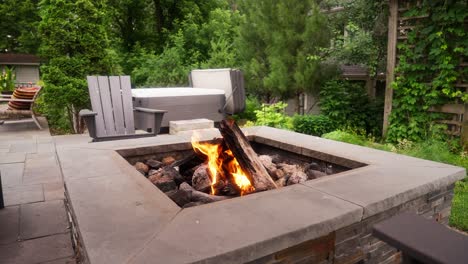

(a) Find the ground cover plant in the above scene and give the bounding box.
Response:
[323,129,468,232]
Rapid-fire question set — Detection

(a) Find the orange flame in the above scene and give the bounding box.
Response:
[224,150,255,195]
[191,132,254,196]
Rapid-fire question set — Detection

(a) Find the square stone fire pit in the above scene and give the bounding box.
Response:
[57,127,466,264]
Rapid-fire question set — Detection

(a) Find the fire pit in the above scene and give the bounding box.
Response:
[128,121,357,208]
[57,126,466,264]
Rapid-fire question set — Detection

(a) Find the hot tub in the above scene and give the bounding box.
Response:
[132,87,226,128]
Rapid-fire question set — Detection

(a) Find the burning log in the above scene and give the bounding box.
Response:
[218,120,277,192]
[176,182,229,206]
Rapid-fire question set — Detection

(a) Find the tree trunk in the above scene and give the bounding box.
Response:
[153,0,164,33]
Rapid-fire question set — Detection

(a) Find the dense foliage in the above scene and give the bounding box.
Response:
[321,0,388,75]
[292,114,336,137]
[237,0,332,102]
[0,0,41,53]
[0,66,15,92]
[38,0,117,133]
[387,1,468,142]
[319,79,383,136]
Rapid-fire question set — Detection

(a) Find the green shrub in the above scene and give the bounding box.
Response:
[319,79,383,136]
[292,114,336,137]
[254,102,293,130]
[232,96,261,122]
[0,66,16,92]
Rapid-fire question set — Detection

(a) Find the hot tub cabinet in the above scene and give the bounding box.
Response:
[132,88,226,128]
[58,127,466,264]
[132,68,246,130]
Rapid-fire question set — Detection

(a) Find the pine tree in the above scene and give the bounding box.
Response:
[38,0,117,133]
[0,0,41,53]
[237,0,331,108]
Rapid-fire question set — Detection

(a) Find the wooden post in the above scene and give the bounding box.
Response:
[462,103,468,150]
[383,0,398,137]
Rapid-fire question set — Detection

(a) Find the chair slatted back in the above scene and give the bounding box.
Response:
[87,76,135,137]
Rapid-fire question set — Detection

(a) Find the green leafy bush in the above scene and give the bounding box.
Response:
[387,2,468,142]
[292,114,336,137]
[0,66,16,92]
[232,96,261,122]
[39,0,117,134]
[254,102,293,130]
[319,79,383,136]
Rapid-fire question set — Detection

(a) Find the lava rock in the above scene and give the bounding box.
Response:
[275,177,288,187]
[270,155,282,164]
[146,159,164,169]
[192,164,212,192]
[304,162,321,172]
[148,174,177,192]
[134,162,149,175]
[286,171,308,185]
[306,169,327,180]
[259,155,278,179]
[162,156,176,166]
[148,169,159,176]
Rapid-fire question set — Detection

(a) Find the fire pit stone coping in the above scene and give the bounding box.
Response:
[56,126,466,264]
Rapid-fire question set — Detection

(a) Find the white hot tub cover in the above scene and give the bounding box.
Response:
[189,68,245,114]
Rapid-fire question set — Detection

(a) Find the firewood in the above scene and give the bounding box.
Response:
[179,182,229,204]
[218,120,277,191]
[171,153,197,167]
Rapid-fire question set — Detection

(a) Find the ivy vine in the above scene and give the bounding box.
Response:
[387,0,468,142]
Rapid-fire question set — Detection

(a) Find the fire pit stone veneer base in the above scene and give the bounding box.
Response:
[57,126,466,264]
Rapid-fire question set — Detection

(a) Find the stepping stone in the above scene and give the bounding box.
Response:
[0,233,74,263]
[20,200,69,240]
[0,206,19,245]
[3,184,44,206]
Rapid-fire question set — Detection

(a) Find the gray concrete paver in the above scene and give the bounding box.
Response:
[20,200,69,240]
[0,162,24,187]
[0,206,19,245]
[3,184,44,206]
[0,233,74,264]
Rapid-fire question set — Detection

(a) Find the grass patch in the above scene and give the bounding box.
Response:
[322,130,468,231]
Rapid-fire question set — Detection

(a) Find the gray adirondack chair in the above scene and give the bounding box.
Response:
[79,76,166,142]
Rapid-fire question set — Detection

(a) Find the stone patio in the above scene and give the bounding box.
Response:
[0,118,76,264]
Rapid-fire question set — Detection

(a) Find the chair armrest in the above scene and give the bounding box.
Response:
[79,109,98,117]
[0,98,34,103]
[133,108,167,135]
[0,94,12,98]
[79,109,98,139]
[134,107,167,114]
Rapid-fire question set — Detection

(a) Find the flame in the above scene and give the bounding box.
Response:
[224,150,255,195]
[191,132,254,196]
